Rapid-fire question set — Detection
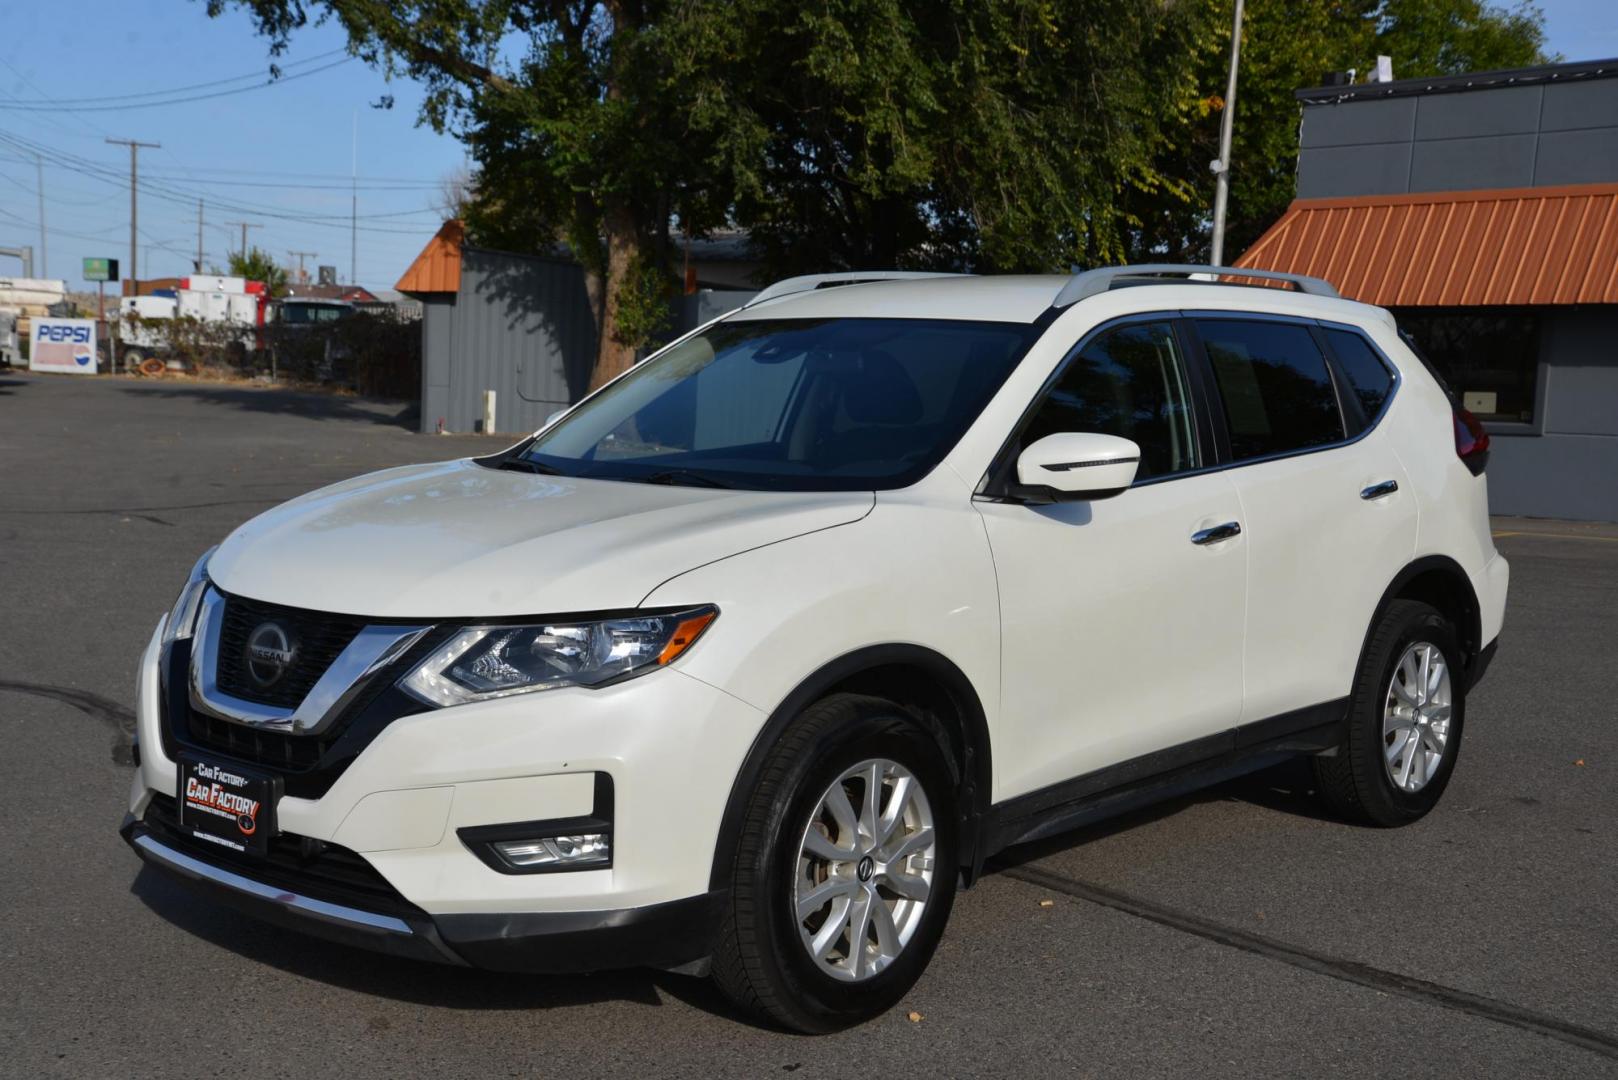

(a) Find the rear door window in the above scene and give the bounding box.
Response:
[1323,328,1396,431]
[1195,319,1344,461]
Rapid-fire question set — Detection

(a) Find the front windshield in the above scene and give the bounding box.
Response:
[516,317,1038,491]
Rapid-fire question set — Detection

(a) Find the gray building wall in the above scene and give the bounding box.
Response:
[1292,65,1618,520]
[1297,69,1618,199]
[1488,307,1618,522]
[417,248,596,434]
[418,250,755,435]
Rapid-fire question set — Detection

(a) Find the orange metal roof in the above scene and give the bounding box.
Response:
[1235,183,1618,306]
[395,219,464,295]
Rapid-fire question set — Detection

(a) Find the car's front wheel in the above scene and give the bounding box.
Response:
[711,693,958,1032]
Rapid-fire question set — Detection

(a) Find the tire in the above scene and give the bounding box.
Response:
[1314,599,1466,826]
[711,693,959,1032]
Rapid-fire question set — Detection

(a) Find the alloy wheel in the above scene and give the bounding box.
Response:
[1383,641,1452,793]
[793,758,937,982]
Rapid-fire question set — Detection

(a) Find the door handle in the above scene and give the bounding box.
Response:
[1191,521,1242,545]
[1360,480,1399,500]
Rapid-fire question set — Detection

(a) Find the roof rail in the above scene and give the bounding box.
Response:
[1052,264,1339,308]
[745,271,969,308]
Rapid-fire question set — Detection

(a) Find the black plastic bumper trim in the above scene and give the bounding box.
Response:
[121,814,722,974]
[434,891,725,974]
[1470,637,1499,690]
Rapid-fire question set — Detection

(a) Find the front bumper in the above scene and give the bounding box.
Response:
[126,616,761,971]
[121,813,723,972]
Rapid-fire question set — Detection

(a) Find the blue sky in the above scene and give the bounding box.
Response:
[0,2,465,292]
[0,2,1611,293]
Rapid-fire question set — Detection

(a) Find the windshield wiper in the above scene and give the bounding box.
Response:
[495,457,563,475]
[632,469,733,489]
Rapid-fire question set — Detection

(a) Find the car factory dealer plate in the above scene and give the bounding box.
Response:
[178,755,280,856]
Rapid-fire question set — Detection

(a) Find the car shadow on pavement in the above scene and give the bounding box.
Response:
[127,865,765,1026]
[116,383,419,428]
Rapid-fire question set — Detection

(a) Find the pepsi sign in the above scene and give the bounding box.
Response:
[30,317,98,375]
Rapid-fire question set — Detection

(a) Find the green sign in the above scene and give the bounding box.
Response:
[83,257,119,283]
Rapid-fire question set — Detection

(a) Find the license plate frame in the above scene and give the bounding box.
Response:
[176,754,280,857]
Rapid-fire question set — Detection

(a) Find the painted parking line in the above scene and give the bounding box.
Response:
[1493,530,1618,543]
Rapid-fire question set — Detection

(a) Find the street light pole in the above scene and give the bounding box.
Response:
[1209,0,1244,267]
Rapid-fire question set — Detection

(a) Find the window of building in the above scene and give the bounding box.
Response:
[1322,328,1397,433]
[1019,321,1200,479]
[1391,308,1539,423]
[1195,319,1344,461]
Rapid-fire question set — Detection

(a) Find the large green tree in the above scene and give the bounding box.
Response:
[206,0,1209,383]
[207,0,1547,385]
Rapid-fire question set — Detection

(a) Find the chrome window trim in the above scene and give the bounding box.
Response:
[189,587,429,736]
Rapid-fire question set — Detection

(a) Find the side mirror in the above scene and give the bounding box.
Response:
[1014,433,1140,502]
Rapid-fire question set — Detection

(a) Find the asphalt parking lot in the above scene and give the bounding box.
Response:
[2,372,1615,1078]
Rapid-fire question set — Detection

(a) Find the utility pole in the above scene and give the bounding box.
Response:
[195,200,204,273]
[35,153,46,278]
[225,220,262,260]
[1209,0,1244,267]
[106,137,159,293]
[350,109,358,286]
[288,249,316,285]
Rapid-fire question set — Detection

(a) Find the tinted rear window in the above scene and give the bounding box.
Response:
[1196,319,1344,461]
[1323,328,1396,432]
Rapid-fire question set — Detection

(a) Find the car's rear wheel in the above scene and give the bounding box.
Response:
[711,693,958,1032]
[1315,599,1466,825]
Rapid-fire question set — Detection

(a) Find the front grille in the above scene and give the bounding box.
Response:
[143,793,420,917]
[166,617,445,798]
[186,709,330,771]
[215,594,367,708]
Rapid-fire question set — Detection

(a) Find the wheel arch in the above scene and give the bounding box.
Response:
[1364,555,1483,677]
[706,644,993,893]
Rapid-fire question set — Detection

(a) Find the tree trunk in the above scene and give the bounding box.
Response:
[588,197,641,392]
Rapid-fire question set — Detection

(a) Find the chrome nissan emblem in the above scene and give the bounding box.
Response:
[857,855,875,883]
[245,622,296,687]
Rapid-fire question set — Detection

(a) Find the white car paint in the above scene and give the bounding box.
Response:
[129,271,1508,937]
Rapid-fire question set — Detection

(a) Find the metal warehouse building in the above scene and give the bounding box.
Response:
[1237,58,1618,522]
[397,221,754,436]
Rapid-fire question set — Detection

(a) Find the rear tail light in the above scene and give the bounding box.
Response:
[1453,407,1490,476]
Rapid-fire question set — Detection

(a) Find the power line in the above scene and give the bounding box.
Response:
[0,58,353,112]
[0,128,442,234]
[0,49,347,106]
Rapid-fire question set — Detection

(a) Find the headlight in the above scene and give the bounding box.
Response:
[161,546,217,647]
[399,606,718,707]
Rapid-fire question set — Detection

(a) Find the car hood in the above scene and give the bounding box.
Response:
[208,459,873,617]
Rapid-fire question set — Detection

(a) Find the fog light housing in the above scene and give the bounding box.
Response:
[493,834,610,870]
[457,773,615,874]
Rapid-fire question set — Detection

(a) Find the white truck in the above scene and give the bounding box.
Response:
[119,275,269,372]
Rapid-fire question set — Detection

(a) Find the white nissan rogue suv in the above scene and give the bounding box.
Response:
[123,265,1508,1031]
